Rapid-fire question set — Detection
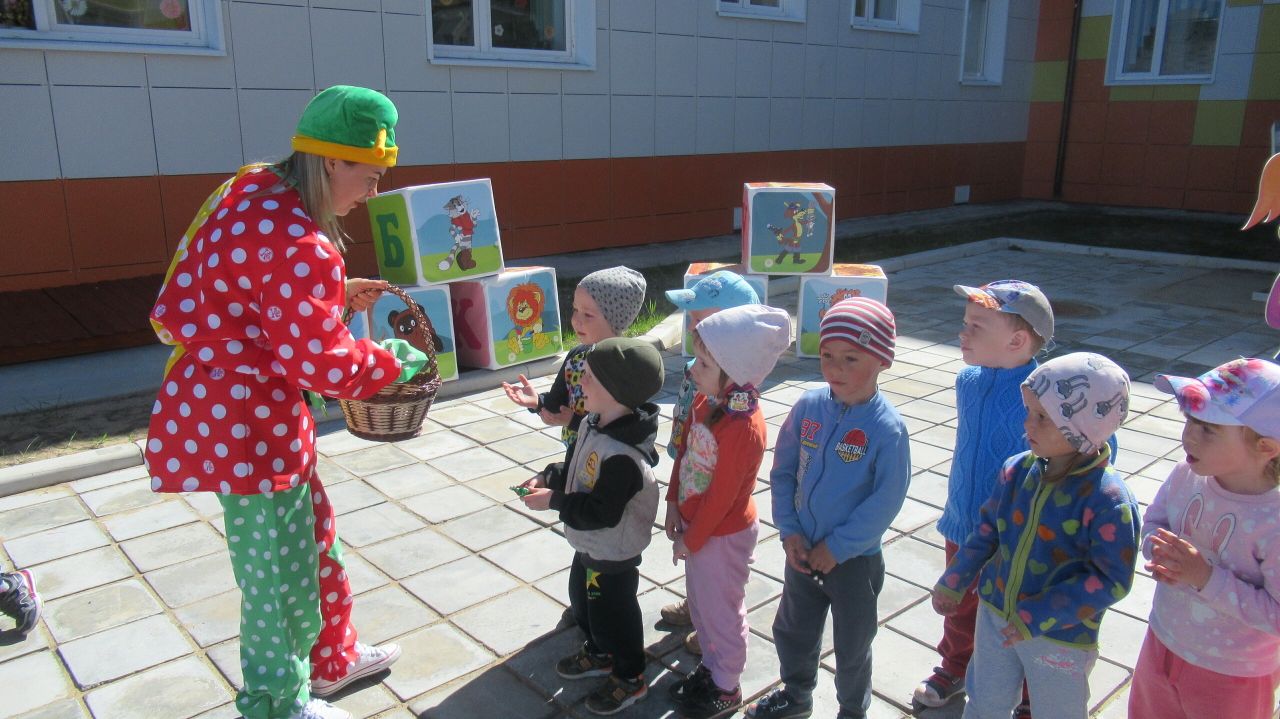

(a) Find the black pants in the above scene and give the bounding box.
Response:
[568,552,645,679]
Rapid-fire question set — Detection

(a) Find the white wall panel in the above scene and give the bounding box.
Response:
[0,49,47,85]
[509,68,563,94]
[806,0,841,46]
[697,36,736,96]
[890,51,917,100]
[805,43,837,99]
[563,93,610,158]
[834,98,864,147]
[835,47,867,98]
[46,52,144,87]
[802,97,834,149]
[151,87,241,175]
[384,12,450,92]
[238,88,312,163]
[315,0,379,11]
[770,42,806,98]
[1220,5,1261,54]
[388,90,453,165]
[611,0,655,32]
[450,66,508,93]
[610,30,656,95]
[734,96,770,151]
[695,95,735,154]
[381,0,422,14]
[563,29,611,94]
[696,1,734,39]
[656,0,698,36]
[453,92,510,163]
[510,93,564,161]
[0,84,59,181]
[1200,53,1253,101]
[861,98,890,146]
[231,3,314,90]
[656,34,697,96]
[864,50,893,99]
[51,85,156,178]
[770,96,804,150]
[887,98,914,145]
[146,7,236,89]
[610,94,655,156]
[735,39,772,97]
[312,8,386,91]
[655,95,696,155]
[910,98,938,145]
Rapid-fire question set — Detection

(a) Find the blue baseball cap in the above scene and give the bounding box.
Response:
[666,271,759,311]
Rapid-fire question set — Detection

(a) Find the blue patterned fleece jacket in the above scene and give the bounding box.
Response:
[770,388,911,563]
[937,361,1036,545]
[936,447,1140,648]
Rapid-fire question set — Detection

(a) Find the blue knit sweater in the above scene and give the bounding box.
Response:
[936,361,1036,545]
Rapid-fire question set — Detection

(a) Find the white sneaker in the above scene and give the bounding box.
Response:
[295,698,352,719]
[310,642,402,697]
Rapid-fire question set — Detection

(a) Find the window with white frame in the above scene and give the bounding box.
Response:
[430,0,595,68]
[717,0,806,22]
[0,0,222,53]
[851,0,920,33]
[961,0,1009,84]
[1110,0,1222,82]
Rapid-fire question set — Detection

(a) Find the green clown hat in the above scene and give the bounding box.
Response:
[291,85,399,168]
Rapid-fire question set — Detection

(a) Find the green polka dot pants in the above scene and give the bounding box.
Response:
[220,483,322,719]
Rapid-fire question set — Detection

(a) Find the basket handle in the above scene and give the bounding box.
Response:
[345,283,440,383]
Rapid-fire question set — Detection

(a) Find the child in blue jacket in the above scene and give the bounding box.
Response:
[933,352,1139,719]
[747,298,911,719]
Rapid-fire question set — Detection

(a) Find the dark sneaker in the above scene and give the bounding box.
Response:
[584,674,647,715]
[911,667,964,710]
[679,683,741,719]
[668,663,713,704]
[0,570,41,635]
[556,645,614,680]
[1014,700,1032,719]
[745,688,812,719]
[660,599,693,627]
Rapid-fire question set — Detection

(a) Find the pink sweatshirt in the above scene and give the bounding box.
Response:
[1142,462,1280,677]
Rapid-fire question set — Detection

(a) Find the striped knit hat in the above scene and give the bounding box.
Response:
[820,297,896,365]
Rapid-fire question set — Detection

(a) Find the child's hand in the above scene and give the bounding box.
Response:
[782,534,811,574]
[345,278,387,312]
[1147,527,1213,591]
[808,540,837,574]
[502,374,539,409]
[932,589,960,616]
[539,406,575,427]
[672,536,689,566]
[520,487,552,511]
[999,623,1025,647]
[664,501,680,541]
[520,474,547,490]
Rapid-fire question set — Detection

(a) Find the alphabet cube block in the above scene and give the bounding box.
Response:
[348,284,459,382]
[796,264,888,358]
[680,262,770,356]
[367,178,504,286]
[449,267,564,370]
[742,182,835,275]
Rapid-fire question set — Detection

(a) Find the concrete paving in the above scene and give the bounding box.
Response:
[2,241,1278,719]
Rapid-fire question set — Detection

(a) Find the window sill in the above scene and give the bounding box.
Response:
[428,54,595,71]
[1107,75,1213,86]
[961,78,1003,87]
[716,9,806,22]
[849,22,919,34]
[0,35,224,55]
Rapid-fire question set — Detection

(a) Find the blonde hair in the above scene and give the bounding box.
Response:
[256,152,350,253]
[1242,427,1280,486]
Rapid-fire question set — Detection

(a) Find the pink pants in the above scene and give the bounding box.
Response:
[685,521,759,692]
[1129,629,1280,719]
[308,473,361,682]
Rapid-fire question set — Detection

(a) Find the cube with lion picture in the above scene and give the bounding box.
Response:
[450,267,563,370]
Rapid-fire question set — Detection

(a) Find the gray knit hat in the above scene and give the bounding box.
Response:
[586,337,664,409]
[578,266,647,334]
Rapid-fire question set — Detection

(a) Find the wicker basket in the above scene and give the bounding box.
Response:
[339,284,442,442]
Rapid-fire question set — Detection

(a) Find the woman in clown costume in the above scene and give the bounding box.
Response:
[145,86,406,719]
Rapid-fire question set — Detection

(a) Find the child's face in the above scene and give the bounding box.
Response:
[690,345,727,399]
[572,287,614,345]
[820,338,884,405]
[688,308,718,327]
[580,363,622,415]
[959,303,1025,368]
[1180,415,1265,481]
[1021,387,1076,459]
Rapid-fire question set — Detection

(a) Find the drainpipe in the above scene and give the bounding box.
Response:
[1052,0,1084,198]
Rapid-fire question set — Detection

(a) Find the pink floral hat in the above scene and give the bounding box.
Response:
[1155,358,1280,437]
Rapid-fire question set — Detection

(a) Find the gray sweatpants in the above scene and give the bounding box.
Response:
[772,553,884,719]
[963,603,1097,719]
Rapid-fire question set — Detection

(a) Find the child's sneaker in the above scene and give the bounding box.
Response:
[310,642,401,697]
[555,644,614,679]
[0,570,41,635]
[745,688,812,719]
[660,599,693,627]
[679,683,741,719]
[911,667,964,710]
[584,674,647,715]
[668,663,713,703]
[294,698,352,719]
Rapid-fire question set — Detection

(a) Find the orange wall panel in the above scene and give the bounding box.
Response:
[561,159,612,223]
[0,180,72,278]
[65,177,168,270]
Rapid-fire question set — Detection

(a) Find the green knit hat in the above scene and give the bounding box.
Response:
[292,85,399,167]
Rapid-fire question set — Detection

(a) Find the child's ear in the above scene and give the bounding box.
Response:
[1256,436,1280,461]
[1007,328,1030,352]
